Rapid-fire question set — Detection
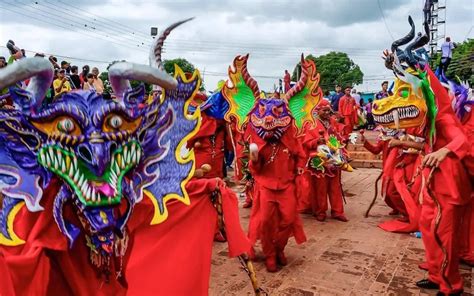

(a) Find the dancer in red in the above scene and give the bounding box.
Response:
[374,10,471,294]
[187,112,232,179]
[362,131,406,216]
[363,127,425,233]
[445,78,474,266]
[338,86,357,138]
[303,100,350,222]
[0,19,253,295]
[222,55,321,272]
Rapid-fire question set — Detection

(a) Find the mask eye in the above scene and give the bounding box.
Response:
[102,113,142,133]
[272,106,283,117]
[57,118,75,133]
[109,115,123,129]
[398,89,410,98]
[258,104,266,116]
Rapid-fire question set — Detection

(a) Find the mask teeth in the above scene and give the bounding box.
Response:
[393,109,400,129]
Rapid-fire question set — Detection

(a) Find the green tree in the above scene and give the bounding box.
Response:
[163,58,206,90]
[163,58,196,77]
[432,38,473,84]
[292,52,364,93]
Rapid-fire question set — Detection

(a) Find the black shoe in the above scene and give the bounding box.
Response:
[436,291,463,296]
[416,279,439,289]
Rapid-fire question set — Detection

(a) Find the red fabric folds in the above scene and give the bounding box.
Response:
[1,178,250,295]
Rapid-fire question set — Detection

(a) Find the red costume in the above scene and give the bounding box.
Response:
[187,114,232,179]
[459,99,474,266]
[1,178,250,295]
[303,113,347,221]
[338,94,357,137]
[364,131,424,233]
[283,71,291,93]
[247,125,307,270]
[363,138,406,215]
[418,69,471,294]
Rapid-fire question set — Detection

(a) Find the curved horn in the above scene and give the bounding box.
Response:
[286,53,308,100]
[108,62,178,99]
[0,57,53,109]
[152,17,195,70]
[391,16,416,53]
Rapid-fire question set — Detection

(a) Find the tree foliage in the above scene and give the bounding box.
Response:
[163,58,196,77]
[292,52,364,93]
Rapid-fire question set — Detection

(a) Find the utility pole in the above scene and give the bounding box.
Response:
[428,0,447,58]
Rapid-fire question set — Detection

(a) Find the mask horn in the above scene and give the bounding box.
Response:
[152,17,195,70]
[108,62,177,99]
[0,57,53,111]
[391,16,416,54]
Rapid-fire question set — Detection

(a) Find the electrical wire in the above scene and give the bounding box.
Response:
[377,0,395,41]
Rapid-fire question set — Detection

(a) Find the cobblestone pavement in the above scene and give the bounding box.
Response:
[209,168,473,296]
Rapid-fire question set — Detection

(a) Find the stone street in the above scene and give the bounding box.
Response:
[209,168,473,296]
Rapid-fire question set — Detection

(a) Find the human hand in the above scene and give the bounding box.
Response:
[422,148,450,168]
[249,143,258,162]
[388,139,401,148]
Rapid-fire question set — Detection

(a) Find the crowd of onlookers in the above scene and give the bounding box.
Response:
[324,81,393,131]
[0,40,106,105]
[46,57,105,102]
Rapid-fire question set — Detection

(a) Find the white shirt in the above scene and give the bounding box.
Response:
[441,41,454,58]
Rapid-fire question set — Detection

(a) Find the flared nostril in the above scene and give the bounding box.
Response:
[109,142,118,158]
[78,145,93,164]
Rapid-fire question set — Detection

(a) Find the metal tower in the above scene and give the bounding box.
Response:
[429,0,447,57]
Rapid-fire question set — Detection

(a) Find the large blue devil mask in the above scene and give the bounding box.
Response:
[0,19,200,276]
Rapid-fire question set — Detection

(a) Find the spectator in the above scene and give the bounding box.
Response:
[61,61,71,75]
[365,98,375,130]
[330,85,344,111]
[357,98,367,129]
[0,57,6,69]
[80,65,90,87]
[338,86,358,137]
[70,66,81,89]
[352,88,361,103]
[439,36,456,74]
[323,90,331,101]
[83,73,96,91]
[53,69,71,99]
[283,70,291,93]
[91,67,104,94]
[49,56,59,69]
[375,81,392,100]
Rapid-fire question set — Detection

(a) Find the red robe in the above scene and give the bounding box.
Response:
[364,131,423,233]
[419,68,471,294]
[247,125,307,258]
[363,139,406,215]
[338,95,357,137]
[460,108,474,265]
[187,114,232,179]
[1,178,250,295]
[302,118,346,219]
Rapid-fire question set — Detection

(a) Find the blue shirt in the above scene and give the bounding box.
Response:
[330,92,343,111]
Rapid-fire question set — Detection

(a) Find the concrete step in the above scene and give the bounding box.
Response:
[350,159,383,169]
[348,151,382,161]
[346,143,367,152]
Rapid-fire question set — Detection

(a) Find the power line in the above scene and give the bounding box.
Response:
[377,0,395,40]
[56,0,152,39]
[7,1,150,52]
[37,0,153,47]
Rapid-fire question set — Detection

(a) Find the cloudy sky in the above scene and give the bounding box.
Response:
[0,0,472,92]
